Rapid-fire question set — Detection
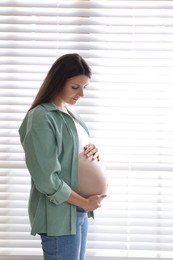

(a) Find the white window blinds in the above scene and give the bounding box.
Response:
[0,0,173,259]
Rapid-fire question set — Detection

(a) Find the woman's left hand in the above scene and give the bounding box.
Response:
[84,144,100,161]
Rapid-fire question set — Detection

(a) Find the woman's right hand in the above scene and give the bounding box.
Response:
[83,194,107,212]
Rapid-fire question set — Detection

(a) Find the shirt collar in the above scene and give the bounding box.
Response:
[41,102,61,112]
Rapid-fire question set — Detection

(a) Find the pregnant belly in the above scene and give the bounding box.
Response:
[78,151,108,197]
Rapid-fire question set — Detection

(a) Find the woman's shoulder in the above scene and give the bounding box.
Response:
[27,103,63,129]
[32,102,58,114]
[30,103,60,118]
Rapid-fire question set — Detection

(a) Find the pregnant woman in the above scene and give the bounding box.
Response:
[19,53,107,260]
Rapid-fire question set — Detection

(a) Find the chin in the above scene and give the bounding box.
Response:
[70,99,77,104]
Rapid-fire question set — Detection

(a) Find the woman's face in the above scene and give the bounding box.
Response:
[57,75,90,106]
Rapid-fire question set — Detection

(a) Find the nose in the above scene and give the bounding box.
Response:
[78,88,84,97]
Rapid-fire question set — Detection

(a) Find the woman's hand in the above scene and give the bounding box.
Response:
[84,144,100,161]
[67,191,107,212]
[83,194,107,212]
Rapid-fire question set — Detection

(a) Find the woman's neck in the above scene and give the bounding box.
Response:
[52,102,68,113]
[51,97,67,112]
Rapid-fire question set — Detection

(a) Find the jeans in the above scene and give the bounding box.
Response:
[39,207,88,260]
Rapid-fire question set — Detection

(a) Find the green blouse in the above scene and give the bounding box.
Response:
[19,102,93,236]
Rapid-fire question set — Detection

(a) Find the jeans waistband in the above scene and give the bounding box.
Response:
[77,206,86,213]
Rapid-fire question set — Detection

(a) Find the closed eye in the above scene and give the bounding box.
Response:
[72,86,79,89]
[72,85,88,90]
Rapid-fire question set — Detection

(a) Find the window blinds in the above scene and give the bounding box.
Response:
[0,0,173,259]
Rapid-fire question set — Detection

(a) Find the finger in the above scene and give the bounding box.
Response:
[92,151,100,160]
[84,144,90,151]
[84,144,93,154]
[86,148,97,157]
[91,146,98,153]
[99,194,107,200]
[84,143,94,149]
[97,154,101,161]
[84,144,97,154]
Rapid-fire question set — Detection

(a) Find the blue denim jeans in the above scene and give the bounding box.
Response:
[39,207,88,260]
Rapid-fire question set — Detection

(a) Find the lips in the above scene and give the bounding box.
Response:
[72,97,78,101]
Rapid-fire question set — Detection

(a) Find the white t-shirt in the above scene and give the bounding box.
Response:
[74,121,89,154]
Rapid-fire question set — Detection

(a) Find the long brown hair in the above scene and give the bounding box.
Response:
[29,53,92,110]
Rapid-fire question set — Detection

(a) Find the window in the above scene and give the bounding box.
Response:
[0,1,173,259]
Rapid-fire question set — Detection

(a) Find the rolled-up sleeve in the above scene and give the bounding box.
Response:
[47,181,71,204]
[23,118,71,205]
